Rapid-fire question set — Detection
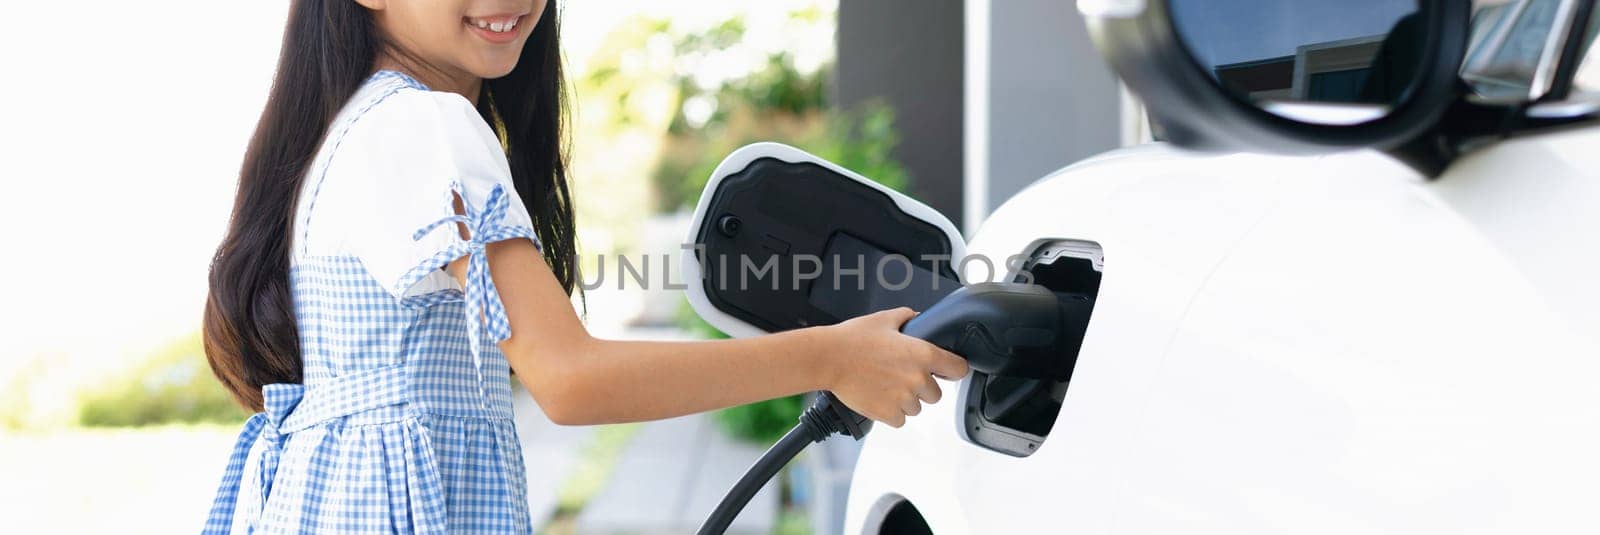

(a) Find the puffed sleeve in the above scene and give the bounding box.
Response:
[337,88,542,301]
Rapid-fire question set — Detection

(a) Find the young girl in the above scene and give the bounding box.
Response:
[201,0,967,532]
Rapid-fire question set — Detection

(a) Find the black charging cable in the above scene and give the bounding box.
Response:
[697,391,870,535]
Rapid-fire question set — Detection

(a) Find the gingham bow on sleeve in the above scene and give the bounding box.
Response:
[410,182,531,404]
[204,383,304,534]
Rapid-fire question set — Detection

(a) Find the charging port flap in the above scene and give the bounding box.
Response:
[682,142,966,337]
[959,239,1102,457]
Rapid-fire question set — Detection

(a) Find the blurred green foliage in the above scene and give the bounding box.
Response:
[774,507,815,535]
[0,356,60,430]
[653,98,907,214]
[716,391,809,445]
[654,13,910,446]
[77,333,248,427]
[650,19,907,213]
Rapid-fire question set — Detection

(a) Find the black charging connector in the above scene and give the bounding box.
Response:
[902,282,1073,381]
[698,282,1080,534]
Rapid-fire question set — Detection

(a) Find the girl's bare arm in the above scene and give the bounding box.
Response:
[448,238,968,427]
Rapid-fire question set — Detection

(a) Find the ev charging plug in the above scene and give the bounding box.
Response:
[901,282,1072,380]
[698,282,1080,534]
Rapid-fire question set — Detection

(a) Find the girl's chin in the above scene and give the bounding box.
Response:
[457,37,527,79]
[465,59,521,80]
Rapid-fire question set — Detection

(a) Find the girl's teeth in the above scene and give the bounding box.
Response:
[471,17,518,33]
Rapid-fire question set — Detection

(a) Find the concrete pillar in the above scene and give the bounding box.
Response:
[836,0,967,231]
[964,0,1127,234]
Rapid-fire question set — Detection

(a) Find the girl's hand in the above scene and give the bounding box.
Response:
[818,307,970,428]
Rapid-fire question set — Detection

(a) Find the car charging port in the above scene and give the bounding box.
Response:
[962,239,1102,456]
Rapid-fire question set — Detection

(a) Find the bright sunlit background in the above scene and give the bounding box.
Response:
[0,1,889,533]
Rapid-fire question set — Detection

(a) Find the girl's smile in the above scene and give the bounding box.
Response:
[465,12,528,44]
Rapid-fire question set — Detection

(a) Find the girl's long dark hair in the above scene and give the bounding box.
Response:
[204,0,576,411]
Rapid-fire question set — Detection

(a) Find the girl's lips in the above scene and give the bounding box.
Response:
[465,14,524,44]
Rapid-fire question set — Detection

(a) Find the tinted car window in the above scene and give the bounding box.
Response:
[1572,7,1599,92]
[1170,0,1419,106]
[1462,0,1567,99]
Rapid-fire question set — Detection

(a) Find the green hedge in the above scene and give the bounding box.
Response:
[77,333,248,427]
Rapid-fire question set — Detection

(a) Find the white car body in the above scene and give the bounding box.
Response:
[844,125,1600,533]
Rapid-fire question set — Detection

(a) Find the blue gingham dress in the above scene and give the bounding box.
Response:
[205,70,542,533]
